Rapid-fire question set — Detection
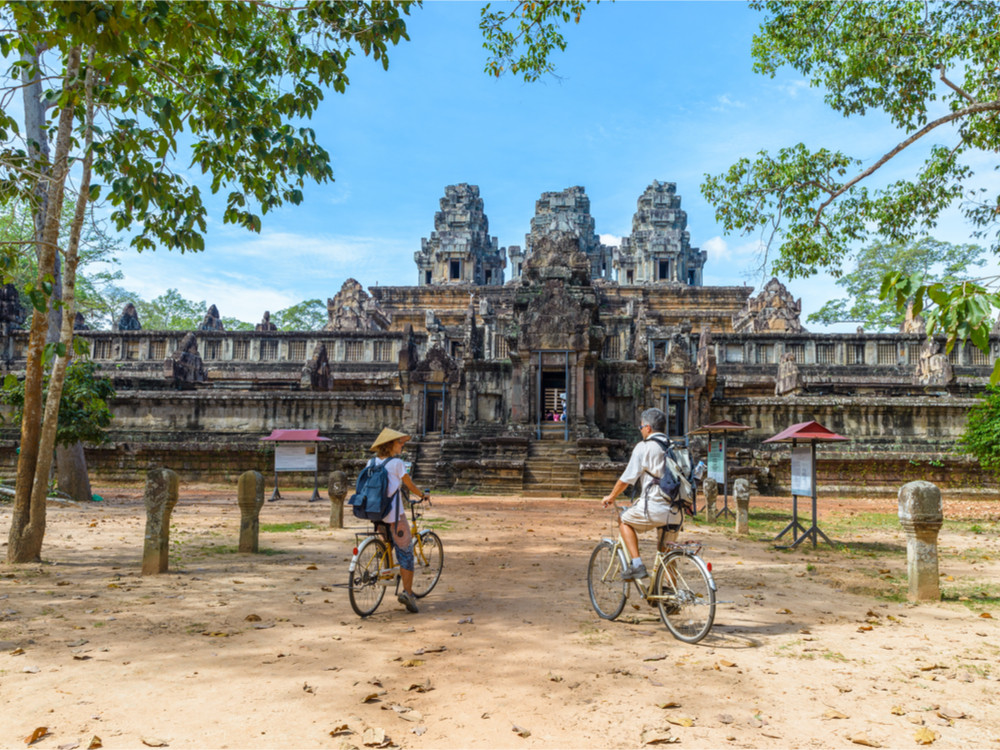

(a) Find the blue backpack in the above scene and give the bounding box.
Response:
[348,457,401,521]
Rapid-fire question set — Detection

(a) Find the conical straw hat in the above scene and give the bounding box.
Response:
[370,427,411,451]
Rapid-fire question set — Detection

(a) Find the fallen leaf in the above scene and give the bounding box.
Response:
[822,710,848,720]
[717,714,734,724]
[512,724,531,738]
[890,706,905,716]
[329,724,351,737]
[200,631,230,637]
[22,666,40,674]
[303,683,316,694]
[914,727,939,745]
[857,625,873,632]
[361,727,389,747]
[640,728,679,745]
[412,726,427,736]
[718,659,736,668]
[979,612,993,619]
[252,623,274,630]
[666,717,694,727]
[643,654,668,662]
[362,692,384,703]
[73,654,92,661]
[11,648,25,656]
[777,608,792,614]
[413,646,446,655]
[657,701,682,709]
[849,733,881,747]
[397,709,423,722]
[67,639,88,647]
[919,664,944,671]
[407,680,433,693]
[936,708,966,720]
[87,736,102,749]
[548,672,563,682]
[26,727,49,745]
[244,614,261,622]
[401,659,424,668]
[306,565,318,570]
[58,744,81,750]
[799,629,811,635]
[458,616,473,624]
[140,739,168,748]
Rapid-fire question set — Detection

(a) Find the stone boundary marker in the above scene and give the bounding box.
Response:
[734,478,750,535]
[328,470,348,529]
[238,470,265,553]
[142,468,179,575]
[898,480,944,602]
[702,478,718,523]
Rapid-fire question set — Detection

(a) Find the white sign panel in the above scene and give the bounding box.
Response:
[707,438,726,484]
[274,443,318,472]
[790,445,813,496]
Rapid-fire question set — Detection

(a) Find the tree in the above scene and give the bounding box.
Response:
[700,1,1000,377]
[134,289,207,332]
[273,299,326,331]
[959,386,1000,478]
[808,238,987,331]
[1,1,414,562]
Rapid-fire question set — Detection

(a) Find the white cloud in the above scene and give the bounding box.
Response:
[776,79,810,99]
[599,233,622,247]
[711,94,746,113]
[702,236,731,262]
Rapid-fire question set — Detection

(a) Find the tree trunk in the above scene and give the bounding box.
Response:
[7,47,82,563]
[56,443,92,503]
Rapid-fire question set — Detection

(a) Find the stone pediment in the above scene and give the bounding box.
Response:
[325,278,390,332]
[732,277,804,333]
[520,233,592,287]
[412,344,460,385]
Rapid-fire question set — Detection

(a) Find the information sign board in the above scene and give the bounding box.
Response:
[274,443,318,472]
[790,445,813,496]
[707,438,726,483]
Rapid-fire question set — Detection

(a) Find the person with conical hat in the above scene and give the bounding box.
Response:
[368,427,427,613]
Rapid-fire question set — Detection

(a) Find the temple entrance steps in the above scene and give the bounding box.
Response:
[410,435,441,488]
[522,439,581,497]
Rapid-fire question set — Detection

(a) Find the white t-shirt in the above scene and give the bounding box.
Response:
[618,432,673,511]
[373,456,407,523]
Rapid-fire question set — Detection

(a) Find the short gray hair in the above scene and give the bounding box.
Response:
[640,407,666,434]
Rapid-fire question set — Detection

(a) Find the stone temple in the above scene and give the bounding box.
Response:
[1,182,995,495]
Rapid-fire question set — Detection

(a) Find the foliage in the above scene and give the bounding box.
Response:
[808,238,987,330]
[134,288,206,331]
[701,1,1000,376]
[272,299,326,331]
[959,386,1000,478]
[480,1,589,81]
[2,358,115,448]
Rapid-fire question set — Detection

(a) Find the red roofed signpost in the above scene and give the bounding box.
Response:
[261,429,331,503]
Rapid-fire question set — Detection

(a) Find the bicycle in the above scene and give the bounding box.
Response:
[587,502,717,643]
[348,491,444,617]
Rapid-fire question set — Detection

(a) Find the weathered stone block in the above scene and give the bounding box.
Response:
[734,477,751,535]
[898,480,943,602]
[142,468,179,575]
[238,470,265,553]
[703,477,718,523]
[328,470,348,529]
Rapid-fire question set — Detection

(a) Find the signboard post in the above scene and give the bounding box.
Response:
[261,429,331,503]
[764,421,848,548]
[689,421,751,521]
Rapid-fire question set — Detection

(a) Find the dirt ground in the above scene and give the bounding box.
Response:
[1,486,998,750]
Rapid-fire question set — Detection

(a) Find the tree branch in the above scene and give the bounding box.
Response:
[939,65,977,104]
[814,100,1000,224]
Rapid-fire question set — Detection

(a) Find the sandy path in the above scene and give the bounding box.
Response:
[1,489,998,749]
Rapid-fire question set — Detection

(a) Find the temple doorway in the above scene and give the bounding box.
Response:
[424,389,444,434]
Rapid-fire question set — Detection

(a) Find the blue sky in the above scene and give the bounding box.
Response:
[108,1,993,331]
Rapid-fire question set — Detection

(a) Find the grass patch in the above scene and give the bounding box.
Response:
[416,516,454,531]
[260,521,320,533]
[941,582,1000,610]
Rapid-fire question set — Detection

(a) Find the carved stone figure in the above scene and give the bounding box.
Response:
[663,331,692,374]
[302,342,331,390]
[900,301,925,334]
[255,311,277,332]
[117,302,142,331]
[774,352,802,396]
[734,477,751,535]
[73,312,89,331]
[237,470,265,553]
[732,278,805,333]
[703,477,718,523]
[914,339,954,386]
[199,304,225,331]
[142,468,179,575]
[328,470,348,528]
[165,332,207,384]
[0,283,24,334]
[324,278,390,332]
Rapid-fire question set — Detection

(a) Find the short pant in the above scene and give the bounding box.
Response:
[621,500,680,533]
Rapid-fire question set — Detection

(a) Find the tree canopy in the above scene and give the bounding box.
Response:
[960,386,1000,478]
[701,1,1000,375]
[808,237,987,331]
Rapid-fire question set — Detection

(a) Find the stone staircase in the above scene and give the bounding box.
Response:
[409,435,441,489]
[522,438,581,497]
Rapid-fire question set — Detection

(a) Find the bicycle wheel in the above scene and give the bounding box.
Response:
[653,552,716,643]
[349,537,388,617]
[411,530,443,598]
[587,540,628,620]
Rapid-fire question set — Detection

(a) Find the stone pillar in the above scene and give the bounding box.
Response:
[898,481,944,602]
[328,470,349,529]
[703,478,718,523]
[734,478,751,535]
[237,470,265,553]
[142,468,179,575]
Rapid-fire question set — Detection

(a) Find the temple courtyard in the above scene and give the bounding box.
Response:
[1,488,998,749]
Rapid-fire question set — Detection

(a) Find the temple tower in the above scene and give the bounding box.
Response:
[414,184,506,286]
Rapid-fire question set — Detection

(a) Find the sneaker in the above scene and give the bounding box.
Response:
[397,591,419,613]
[622,563,649,581]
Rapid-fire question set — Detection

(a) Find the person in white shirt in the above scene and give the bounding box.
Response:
[369,427,428,613]
[600,407,679,581]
